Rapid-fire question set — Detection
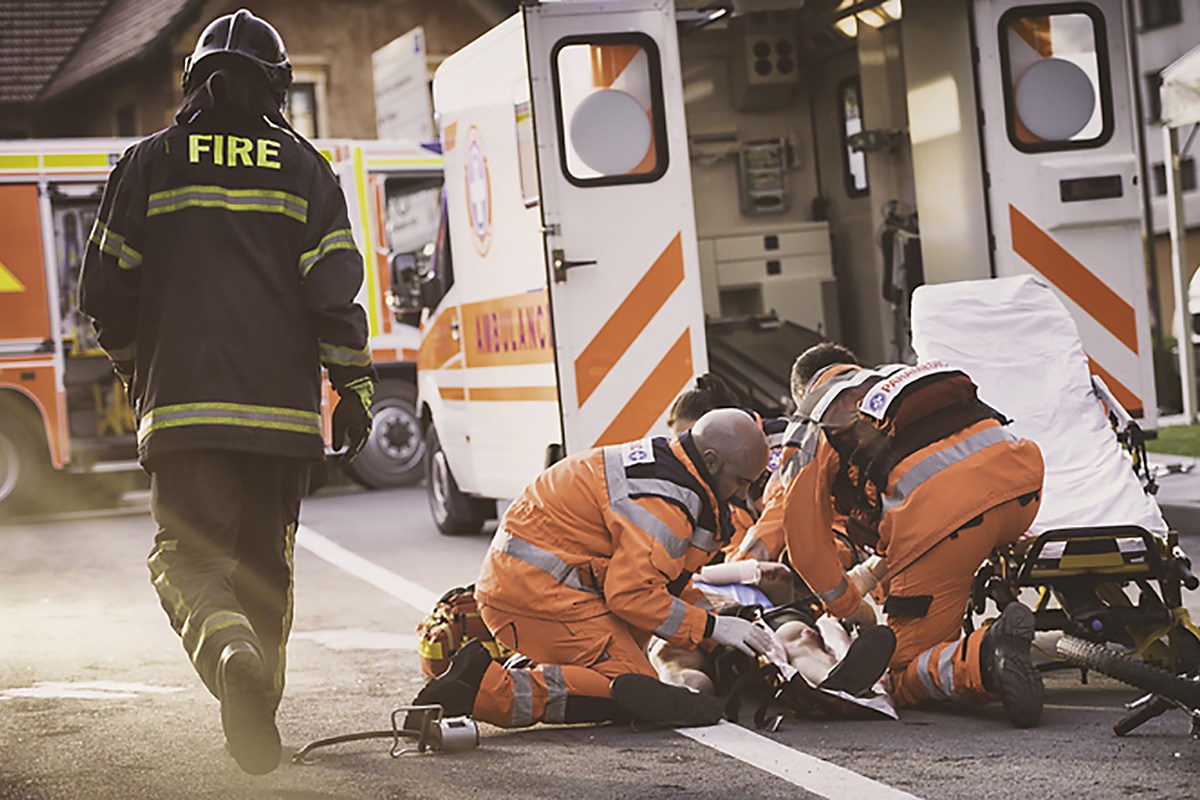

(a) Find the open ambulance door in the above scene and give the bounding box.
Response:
[523,0,708,454]
[974,0,1157,426]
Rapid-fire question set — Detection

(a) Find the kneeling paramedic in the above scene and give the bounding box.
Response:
[79,9,375,775]
[408,409,775,728]
[781,344,1046,727]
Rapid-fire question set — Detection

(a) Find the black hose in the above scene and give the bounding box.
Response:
[1056,635,1200,709]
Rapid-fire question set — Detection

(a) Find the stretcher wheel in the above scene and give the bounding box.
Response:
[1056,635,1200,710]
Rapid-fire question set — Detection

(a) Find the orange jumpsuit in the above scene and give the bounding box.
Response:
[730,417,857,571]
[473,432,730,727]
[783,370,1044,709]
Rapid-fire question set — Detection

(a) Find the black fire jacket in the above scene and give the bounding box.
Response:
[79,105,372,463]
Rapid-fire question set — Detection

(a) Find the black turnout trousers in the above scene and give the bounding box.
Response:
[146,450,310,708]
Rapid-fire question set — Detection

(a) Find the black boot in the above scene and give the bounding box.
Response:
[818,625,897,696]
[981,603,1044,728]
[217,641,280,775]
[404,640,493,729]
[610,674,724,728]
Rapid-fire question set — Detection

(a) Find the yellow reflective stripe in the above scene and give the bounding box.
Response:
[147,185,308,223]
[148,541,188,622]
[90,219,142,270]
[138,401,322,443]
[118,242,142,270]
[44,153,111,168]
[319,340,372,368]
[0,154,39,170]
[299,228,358,277]
[276,522,297,697]
[184,610,254,664]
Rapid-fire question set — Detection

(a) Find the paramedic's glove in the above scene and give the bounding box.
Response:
[709,614,775,658]
[332,376,375,463]
[847,556,887,595]
[841,598,878,630]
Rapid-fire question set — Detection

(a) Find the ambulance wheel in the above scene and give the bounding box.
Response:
[0,404,51,517]
[343,380,424,488]
[425,425,489,536]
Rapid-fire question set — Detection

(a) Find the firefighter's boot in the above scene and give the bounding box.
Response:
[610,674,724,728]
[405,639,493,729]
[217,641,281,775]
[819,624,897,696]
[981,602,1043,728]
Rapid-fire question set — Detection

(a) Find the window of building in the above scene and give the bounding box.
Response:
[116,104,136,137]
[551,34,668,187]
[998,6,1113,153]
[285,65,329,139]
[1139,0,1182,30]
[286,84,319,138]
[838,77,869,197]
[1145,70,1163,121]
[1152,158,1197,195]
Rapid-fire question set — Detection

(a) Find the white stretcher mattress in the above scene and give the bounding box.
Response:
[910,275,1168,539]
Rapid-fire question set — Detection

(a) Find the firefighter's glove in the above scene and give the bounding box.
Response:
[333,376,375,463]
[710,614,775,658]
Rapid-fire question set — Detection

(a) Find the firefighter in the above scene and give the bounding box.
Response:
[407,409,775,729]
[780,343,1046,727]
[78,9,375,774]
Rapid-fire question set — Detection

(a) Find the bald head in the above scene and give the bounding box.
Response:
[691,409,769,501]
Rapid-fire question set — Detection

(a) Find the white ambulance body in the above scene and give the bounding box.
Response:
[410,0,1158,534]
[0,137,442,515]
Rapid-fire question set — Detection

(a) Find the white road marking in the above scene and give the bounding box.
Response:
[0,681,184,701]
[296,525,439,612]
[679,721,921,799]
[298,523,922,800]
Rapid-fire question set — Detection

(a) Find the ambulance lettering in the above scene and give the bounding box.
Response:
[859,360,957,420]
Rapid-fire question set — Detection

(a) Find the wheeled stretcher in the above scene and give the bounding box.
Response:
[911,276,1200,674]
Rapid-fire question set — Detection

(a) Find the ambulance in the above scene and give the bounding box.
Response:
[0,137,442,515]
[408,0,1158,535]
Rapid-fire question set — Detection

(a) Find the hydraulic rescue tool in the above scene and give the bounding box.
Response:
[292,704,479,763]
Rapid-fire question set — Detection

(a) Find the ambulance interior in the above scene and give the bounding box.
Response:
[671,0,919,369]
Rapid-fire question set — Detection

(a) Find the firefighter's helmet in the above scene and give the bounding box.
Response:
[182,8,292,97]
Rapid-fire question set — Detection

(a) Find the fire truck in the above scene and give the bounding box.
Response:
[405,0,1159,534]
[0,137,442,516]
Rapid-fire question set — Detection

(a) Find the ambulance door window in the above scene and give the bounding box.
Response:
[838,76,869,197]
[550,34,668,186]
[998,5,1113,152]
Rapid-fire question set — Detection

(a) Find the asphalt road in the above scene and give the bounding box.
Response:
[2,481,1200,799]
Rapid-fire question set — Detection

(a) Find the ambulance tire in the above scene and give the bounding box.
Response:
[343,380,424,489]
[425,425,490,536]
[0,403,51,517]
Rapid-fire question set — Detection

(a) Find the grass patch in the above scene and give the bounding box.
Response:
[1147,424,1200,458]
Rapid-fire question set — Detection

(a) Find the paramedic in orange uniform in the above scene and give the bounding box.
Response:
[781,343,1046,727]
[407,409,775,728]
